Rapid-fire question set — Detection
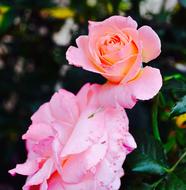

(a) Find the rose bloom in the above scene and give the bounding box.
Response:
[66,16,162,108]
[9,83,136,190]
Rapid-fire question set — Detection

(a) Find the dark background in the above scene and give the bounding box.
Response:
[0,0,186,189]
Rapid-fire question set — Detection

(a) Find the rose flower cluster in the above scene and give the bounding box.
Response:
[9,16,162,190]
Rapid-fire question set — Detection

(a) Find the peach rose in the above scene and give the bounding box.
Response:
[9,83,136,190]
[66,16,162,107]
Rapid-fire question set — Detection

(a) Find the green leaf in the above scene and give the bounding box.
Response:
[128,152,167,174]
[176,128,186,146]
[157,173,186,190]
[163,79,186,95]
[175,165,186,183]
[171,95,186,117]
[127,134,168,175]
[164,135,176,153]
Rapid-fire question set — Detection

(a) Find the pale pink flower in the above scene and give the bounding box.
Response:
[66,16,162,107]
[9,83,136,190]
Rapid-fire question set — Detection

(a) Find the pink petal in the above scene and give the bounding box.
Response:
[52,138,63,177]
[76,83,100,112]
[109,178,121,190]
[98,82,137,109]
[122,132,137,154]
[52,121,72,146]
[66,36,99,73]
[40,180,48,190]
[23,176,40,190]
[104,108,136,171]
[32,137,53,157]
[25,159,54,186]
[121,53,142,84]
[95,159,116,189]
[22,123,53,141]
[99,67,162,108]
[102,40,137,63]
[48,173,64,190]
[31,103,54,125]
[9,159,38,176]
[63,176,95,190]
[89,16,137,31]
[122,28,140,43]
[105,107,129,132]
[128,66,162,100]
[76,83,92,112]
[61,106,105,157]
[138,26,161,63]
[49,89,79,126]
[103,54,141,84]
[62,133,108,183]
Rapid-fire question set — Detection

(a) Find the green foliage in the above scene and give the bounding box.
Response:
[125,133,186,189]
[127,134,167,175]
[171,95,186,117]
[157,173,186,190]
[176,128,186,146]
[175,165,186,183]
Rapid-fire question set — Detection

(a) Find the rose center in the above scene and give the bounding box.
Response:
[97,34,129,66]
[99,34,124,56]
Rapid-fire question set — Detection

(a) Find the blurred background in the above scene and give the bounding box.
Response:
[0,0,186,189]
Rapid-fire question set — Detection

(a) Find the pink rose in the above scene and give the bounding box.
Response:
[9,83,136,190]
[66,16,162,107]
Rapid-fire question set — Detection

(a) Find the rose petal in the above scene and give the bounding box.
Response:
[104,108,136,172]
[128,66,162,100]
[76,83,101,112]
[66,36,101,74]
[22,123,53,141]
[138,26,161,63]
[109,178,121,190]
[31,103,54,125]
[9,159,38,176]
[48,173,64,190]
[62,133,108,183]
[89,16,137,31]
[40,180,48,190]
[101,40,138,64]
[99,67,162,107]
[49,89,79,126]
[76,83,91,112]
[25,159,54,186]
[96,159,116,189]
[61,106,105,157]
[63,176,95,190]
[103,54,140,83]
[52,121,71,143]
[32,137,53,157]
[23,184,39,190]
[122,132,137,154]
[52,138,63,177]
[121,53,142,84]
[98,82,137,109]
